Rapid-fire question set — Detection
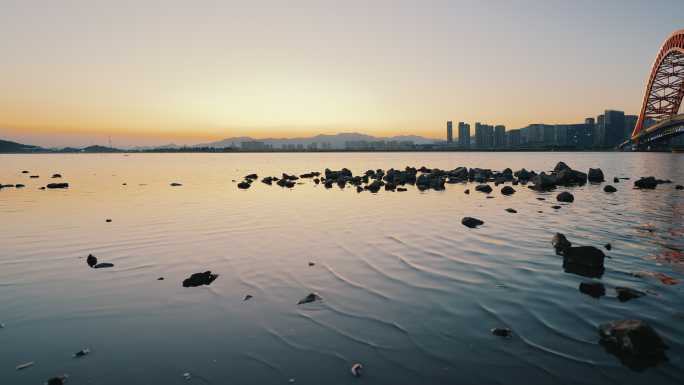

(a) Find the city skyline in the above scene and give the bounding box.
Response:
[1,1,683,147]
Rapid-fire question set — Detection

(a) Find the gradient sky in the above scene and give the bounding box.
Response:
[1,0,683,147]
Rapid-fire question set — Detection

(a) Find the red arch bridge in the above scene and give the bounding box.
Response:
[621,29,684,150]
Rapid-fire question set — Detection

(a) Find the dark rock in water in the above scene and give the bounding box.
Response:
[15,184,25,188]
[261,177,274,185]
[244,294,253,301]
[297,292,321,304]
[604,243,612,250]
[182,271,219,287]
[491,327,512,338]
[46,375,69,385]
[244,173,258,180]
[604,185,617,193]
[461,217,484,228]
[616,287,646,302]
[39,187,45,190]
[579,282,605,298]
[21,170,29,174]
[554,161,571,172]
[397,187,407,192]
[475,184,492,193]
[52,174,62,178]
[350,363,363,377]
[613,177,619,183]
[552,233,572,254]
[86,254,97,267]
[598,320,668,370]
[634,177,657,189]
[563,261,604,278]
[512,180,519,185]
[464,189,470,194]
[157,277,164,280]
[551,205,561,209]
[588,168,605,183]
[105,219,112,223]
[514,168,533,181]
[47,183,69,189]
[536,197,546,201]
[93,262,114,269]
[505,208,517,213]
[237,181,251,189]
[556,191,574,202]
[531,172,556,191]
[277,178,295,188]
[169,182,182,187]
[563,246,605,268]
[676,185,683,190]
[313,178,320,184]
[356,186,363,193]
[30,175,39,178]
[554,168,587,186]
[500,186,515,195]
[308,262,315,266]
[73,348,90,358]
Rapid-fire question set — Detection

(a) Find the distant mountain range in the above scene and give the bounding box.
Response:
[1,133,440,153]
[194,133,438,149]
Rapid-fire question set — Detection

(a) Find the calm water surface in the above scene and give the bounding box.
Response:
[1,152,683,385]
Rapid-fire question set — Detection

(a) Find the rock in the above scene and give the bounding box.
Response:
[261,177,274,185]
[47,183,69,189]
[157,277,164,280]
[491,328,513,338]
[15,184,25,188]
[105,219,112,223]
[554,168,587,186]
[604,243,612,250]
[505,208,517,213]
[46,375,69,385]
[500,186,515,195]
[604,185,617,193]
[30,175,39,178]
[86,254,97,267]
[93,262,114,269]
[556,191,574,202]
[73,348,90,358]
[588,168,605,183]
[464,189,470,194]
[553,161,571,172]
[613,177,619,183]
[243,294,253,301]
[551,233,572,254]
[169,182,182,187]
[579,282,605,298]
[676,185,683,190]
[52,174,62,178]
[461,217,484,228]
[598,320,668,370]
[531,172,556,191]
[308,262,315,266]
[397,187,407,192]
[551,205,561,209]
[237,181,251,189]
[182,271,219,287]
[356,186,363,193]
[563,246,605,268]
[297,292,321,304]
[475,184,492,193]
[634,177,657,189]
[277,178,295,188]
[514,168,533,181]
[244,173,258,180]
[616,287,646,302]
[21,170,29,174]
[536,197,545,201]
[350,363,363,377]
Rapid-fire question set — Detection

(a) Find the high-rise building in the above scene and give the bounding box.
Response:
[507,129,521,147]
[594,114,605,147]
[446,121,453,143]
[604,110,625,147]
[475,123,495,148]
[624,115,638,141]
[494,125,506,148]
[458,122,470,148]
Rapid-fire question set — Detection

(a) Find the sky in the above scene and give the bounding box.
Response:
[1,0,683,148]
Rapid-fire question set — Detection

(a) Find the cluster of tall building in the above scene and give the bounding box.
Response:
[446,110,654,149]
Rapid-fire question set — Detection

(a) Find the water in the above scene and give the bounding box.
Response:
[0,152,682,385]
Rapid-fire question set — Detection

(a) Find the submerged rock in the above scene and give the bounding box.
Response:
[634,177,658,189]
[182,271,219,287]
[552,233,572,254]
[598,320,668,370]
[604,185,617,193]
[73,348,90,358]
[243,294,253,301]
[604,243,612,250]
[616,287,646,302]
[676,185,683,190]
[244,173,258,180]
[46,375,69,385]
[505,208,517,213]
[93,262,114,269]
[169,182,182,187]
[297,292,321,305]
[86,254,97,268]
[237,181,251,189]
[556,191,574,202]
[475,184,492,193]
[461,217,484,228]
[563,246,605,268]
[47,183,69,189]
[613,177,620,183]
[579,282,605,298]
[52,174,62,178]
[531,172,556,191]
[491,328,513,338]
[500,186,515,195]
[551,205,561,210]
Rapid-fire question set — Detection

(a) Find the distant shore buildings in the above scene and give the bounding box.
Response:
[444,109,656,150]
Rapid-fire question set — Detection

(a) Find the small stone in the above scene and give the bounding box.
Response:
[297,292,321,305]
[604,243,612,250]
[157,277,164,280]
[170,182,183,187]
[676,185,683,190]
[461,217,484,228]
[500,186,515,195]
[86,254,97,268]
[556,191,574,202]
[237,181,251,189]
[604,185,617,193]
[551,205,561,209]
[308,262,315,266]
[73,348,90,358]
[552,233,572,254]
[598,320,667,368]
[464,189,470,194]
[505,208,517,213]
[244,294,253,301]
[46,375,69,385]
[536,197,545,201]
[475,184,492,193]
[579,282,605,298]
[613,177,619,183]
[47,183,69,189]
[350,363,363,377]
[491,328,512,338]
[182,271,218,287]
[615,287,646,302]
[105,219,112,222]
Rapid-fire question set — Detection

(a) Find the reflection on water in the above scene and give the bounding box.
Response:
[0,152,682,385]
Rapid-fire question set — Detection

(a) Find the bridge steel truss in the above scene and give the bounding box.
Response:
[633,29,684,141]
